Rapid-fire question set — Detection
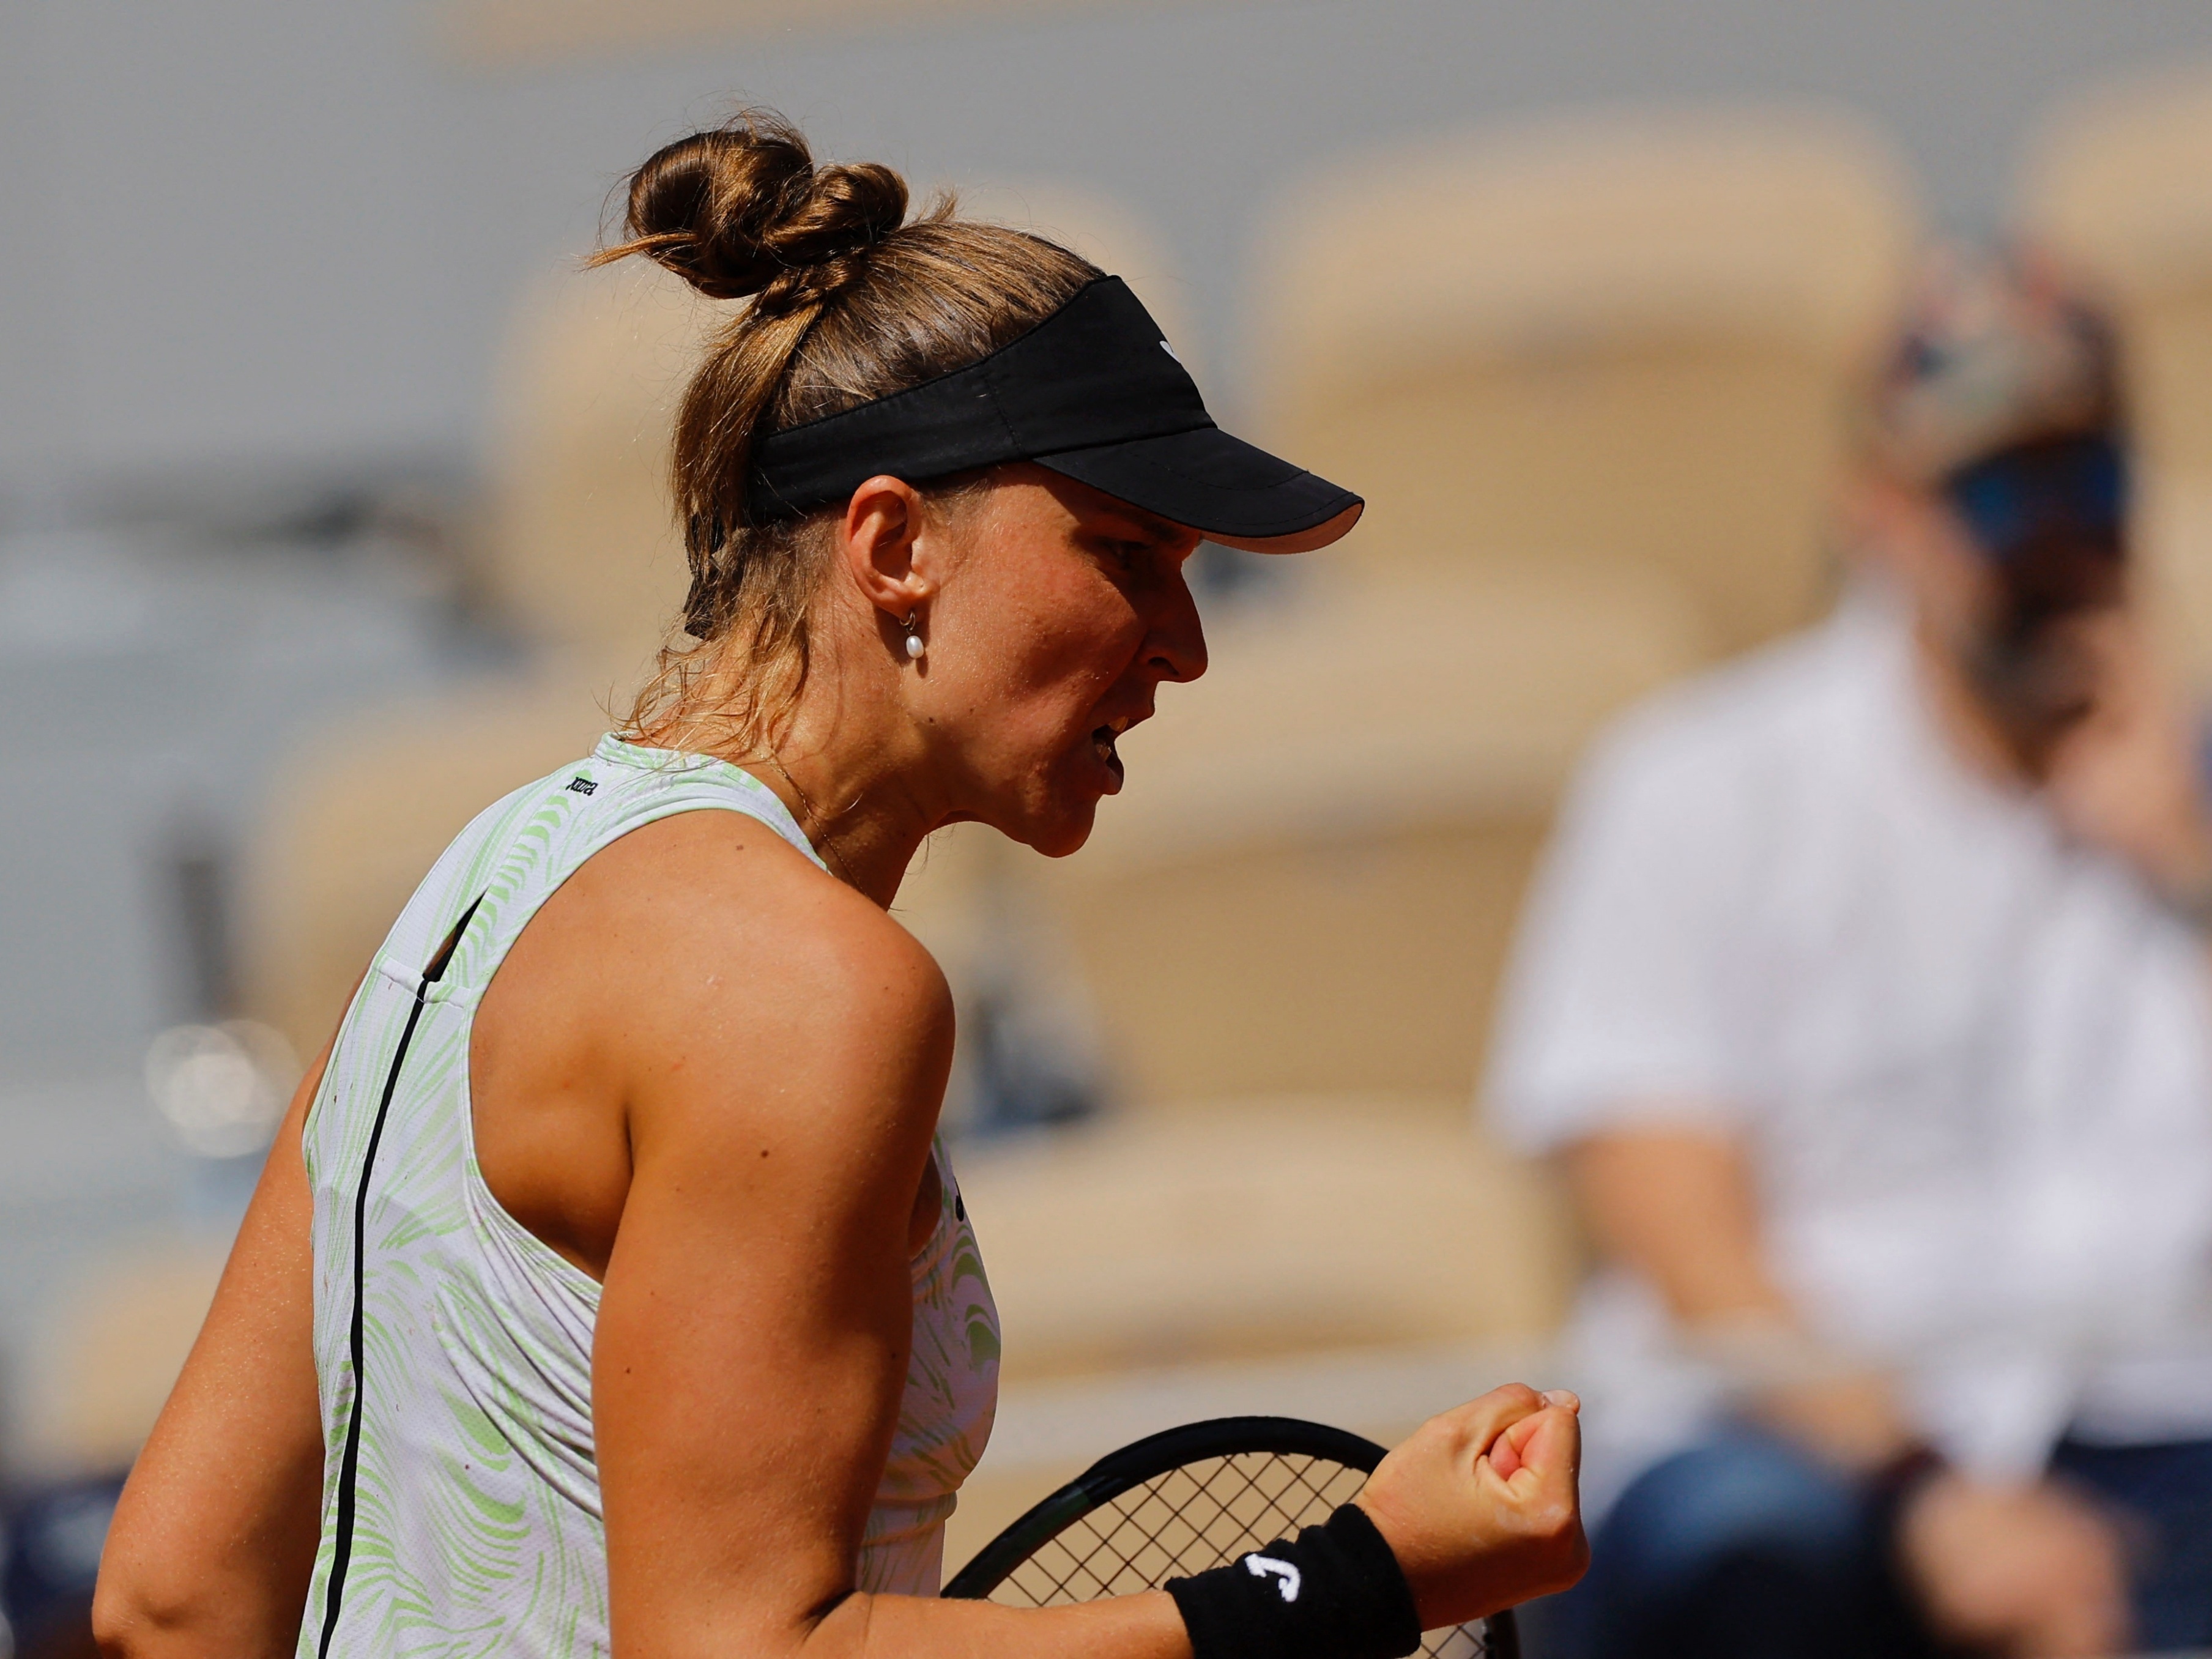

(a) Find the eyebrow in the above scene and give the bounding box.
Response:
[1092,503,1190,546]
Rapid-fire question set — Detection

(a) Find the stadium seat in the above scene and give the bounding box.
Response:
[2028,72,2212,688]
[1251,107,1914,652]
[958,1094,1580,1380]
[479,258,703,669]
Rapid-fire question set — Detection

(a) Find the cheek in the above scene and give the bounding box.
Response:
[960,571,1141,716]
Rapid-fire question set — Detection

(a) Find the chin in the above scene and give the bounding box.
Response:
[1022,798,1101,859]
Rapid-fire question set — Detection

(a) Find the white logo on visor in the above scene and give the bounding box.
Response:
[1244,1554,1301,1602]
[1159,339,1182,365]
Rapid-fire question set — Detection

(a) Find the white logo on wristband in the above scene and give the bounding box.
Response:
[1244,1554,1301,1602]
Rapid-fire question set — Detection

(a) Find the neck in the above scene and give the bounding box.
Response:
[754,721,938,908]
[654,631,941,908]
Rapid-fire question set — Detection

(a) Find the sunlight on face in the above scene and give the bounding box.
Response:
[916,465,1207,855]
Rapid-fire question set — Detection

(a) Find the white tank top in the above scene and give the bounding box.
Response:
[295,735,1001,1658]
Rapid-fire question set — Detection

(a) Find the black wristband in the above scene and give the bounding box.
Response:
[1164,1502,1423,1659]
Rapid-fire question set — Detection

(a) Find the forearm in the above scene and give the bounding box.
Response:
[94,1402,321,1657]
[95,1365,321,1658]
[1667,1301,1918,1468]
[92,1559,311,1659]
[94,1059,329,1658]
[612,1386,1585,1659]
[802,1588,1190,1659]
[612,1587,1190,1659]
[1566,1127,1918,1469]
[1745,1370,1917,1471]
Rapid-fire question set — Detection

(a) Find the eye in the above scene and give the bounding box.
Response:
[1091,534,1148,571]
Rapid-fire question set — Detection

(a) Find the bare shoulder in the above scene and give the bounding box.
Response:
[607,807,946,1001]
[558,807,953,1131]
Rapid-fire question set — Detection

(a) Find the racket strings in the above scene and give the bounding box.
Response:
[1005,1453,1360,1603]
[982,1450,1493,1657]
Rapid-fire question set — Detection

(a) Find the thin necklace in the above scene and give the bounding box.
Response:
[765,751,863,891]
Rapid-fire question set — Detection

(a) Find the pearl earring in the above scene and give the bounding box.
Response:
[902,611,924,661]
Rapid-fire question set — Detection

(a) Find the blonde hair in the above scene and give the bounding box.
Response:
[590,109,1099,752]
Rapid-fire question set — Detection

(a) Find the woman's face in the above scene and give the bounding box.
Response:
[911,464,1208,855]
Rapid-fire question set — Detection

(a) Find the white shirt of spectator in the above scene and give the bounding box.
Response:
[1486,585,2212,1497]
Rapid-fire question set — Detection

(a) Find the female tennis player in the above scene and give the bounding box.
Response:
[93,111,1585,1659]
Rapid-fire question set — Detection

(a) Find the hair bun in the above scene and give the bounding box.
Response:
[611,110,908,311]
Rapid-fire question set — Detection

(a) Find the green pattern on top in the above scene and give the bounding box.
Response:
[296,737,1000,1655]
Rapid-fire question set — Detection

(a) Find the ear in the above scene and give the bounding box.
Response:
[1834,466,1925,551]
[834,474,935,623]
[1837,467,1995,638]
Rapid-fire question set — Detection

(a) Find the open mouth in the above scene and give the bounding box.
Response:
[1091,714,1133,784]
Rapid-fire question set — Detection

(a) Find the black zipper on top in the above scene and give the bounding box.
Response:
[316,891,483,1658]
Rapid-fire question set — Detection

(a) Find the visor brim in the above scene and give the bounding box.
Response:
[1033,425,1363,554]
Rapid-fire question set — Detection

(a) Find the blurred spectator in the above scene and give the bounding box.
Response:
[1488,248,2212,1658]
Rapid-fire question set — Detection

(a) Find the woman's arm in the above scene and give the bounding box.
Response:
[594,847,1582,1659]
[592,859,1187,1659]
[93,1048,332,1658]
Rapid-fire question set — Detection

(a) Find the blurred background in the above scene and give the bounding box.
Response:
[12,1,2212,1653]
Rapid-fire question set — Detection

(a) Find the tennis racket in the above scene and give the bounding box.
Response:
[943,1415,1520,1658]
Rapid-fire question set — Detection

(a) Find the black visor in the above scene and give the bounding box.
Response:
[747,276,1362,553]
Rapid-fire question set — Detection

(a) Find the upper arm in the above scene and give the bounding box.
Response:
[95,1051,330,1658]
[588,848,955,1659]
[1562,1127,1786,1324]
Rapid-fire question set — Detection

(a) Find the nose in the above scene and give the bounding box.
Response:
[1146,566,1209,685]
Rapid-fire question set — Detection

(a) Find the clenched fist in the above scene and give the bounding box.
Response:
[1354,1384,1589,1628]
